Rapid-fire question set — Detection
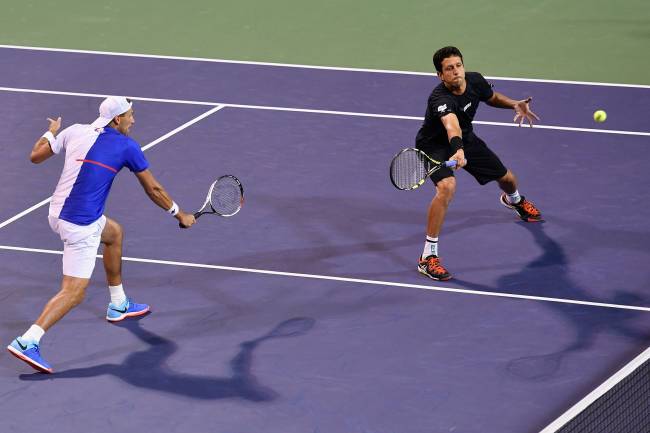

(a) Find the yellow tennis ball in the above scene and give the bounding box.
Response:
[593,110,607,123]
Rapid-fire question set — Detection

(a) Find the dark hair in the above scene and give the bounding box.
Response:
[433,46,463,72]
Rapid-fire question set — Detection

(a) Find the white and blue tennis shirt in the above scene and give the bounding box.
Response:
[48,124,149,226]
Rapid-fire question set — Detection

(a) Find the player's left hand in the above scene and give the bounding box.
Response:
[47,117,62,134]
[513,97,540,127]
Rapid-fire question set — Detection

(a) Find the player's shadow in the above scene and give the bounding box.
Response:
[216,194,506,276]
[454,222,650,380]
[19,316,316,401]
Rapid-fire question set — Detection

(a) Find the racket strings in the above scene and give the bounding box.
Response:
[391,150,431,189]
[210,177,243,216]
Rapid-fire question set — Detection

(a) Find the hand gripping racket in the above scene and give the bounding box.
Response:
[389,148,457,191]
[180,175,244,227]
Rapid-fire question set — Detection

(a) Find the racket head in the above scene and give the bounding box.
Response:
[389,148,444,190]
[208,174,244,217]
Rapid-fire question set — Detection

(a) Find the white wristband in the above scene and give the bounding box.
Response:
[42,131,55,143]
[167,201,179,216]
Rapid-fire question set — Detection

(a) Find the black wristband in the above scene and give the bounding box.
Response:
[449,136,463,152]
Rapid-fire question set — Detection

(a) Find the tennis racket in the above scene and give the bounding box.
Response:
[389,148,457,191]
[181,175,244,227]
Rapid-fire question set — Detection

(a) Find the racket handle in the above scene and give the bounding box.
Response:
[445,160,458,168]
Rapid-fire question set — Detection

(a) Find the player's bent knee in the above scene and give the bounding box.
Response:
[101,218,123,245]
[435,177,456,199]
[61,276,89,306]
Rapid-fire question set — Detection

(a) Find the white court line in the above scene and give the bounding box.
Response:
[472,121,650,137]
[0,86,216,107]
[0,105,225,229]
[1,86,649,137]
[540,345,650,432]
[0,197,51,230]
[141,104,224,151]
[1,244,649,313]
[1,44,649,89]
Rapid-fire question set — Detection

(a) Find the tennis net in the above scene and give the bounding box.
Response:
[540,346,649,433]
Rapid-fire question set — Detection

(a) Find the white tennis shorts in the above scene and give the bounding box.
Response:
[48,215,106,279]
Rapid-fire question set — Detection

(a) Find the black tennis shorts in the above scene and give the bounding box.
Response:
[417,134,508,185]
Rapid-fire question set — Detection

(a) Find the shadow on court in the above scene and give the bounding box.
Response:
[19,316,316,401]
[454,222,650,380]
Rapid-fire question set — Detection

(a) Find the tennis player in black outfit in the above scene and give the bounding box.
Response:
[416,46,542,281]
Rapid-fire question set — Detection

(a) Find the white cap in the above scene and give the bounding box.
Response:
[91,96,132,128]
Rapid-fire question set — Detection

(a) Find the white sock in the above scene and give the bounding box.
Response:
[109,284,127,306]
[506,190,522,204]
[21,324,45,345]
[422,236,439,259]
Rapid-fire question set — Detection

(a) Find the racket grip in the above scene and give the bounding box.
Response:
[445,160,458,168]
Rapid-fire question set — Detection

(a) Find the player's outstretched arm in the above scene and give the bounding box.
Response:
[134,169,196,228]
[487,93,540,127]
[30,117,61,163]
[440,113,466,169]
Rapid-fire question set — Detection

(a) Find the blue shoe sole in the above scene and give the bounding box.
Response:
[6,346,53,374]
[106,305,151,322]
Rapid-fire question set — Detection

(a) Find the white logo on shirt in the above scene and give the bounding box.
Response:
[463,102,472,112]
[437,104,447,113]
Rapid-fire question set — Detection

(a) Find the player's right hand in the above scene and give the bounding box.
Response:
[450,149,467,170]
[177,211,196,229]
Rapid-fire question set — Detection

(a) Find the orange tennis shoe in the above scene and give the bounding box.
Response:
[418,255,452,281]
[499,194,543,222]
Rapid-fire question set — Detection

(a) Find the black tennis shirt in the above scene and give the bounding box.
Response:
[415,72,494,150]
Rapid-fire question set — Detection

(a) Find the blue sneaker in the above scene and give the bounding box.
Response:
[7,337,53,374]
[106,298,150,322]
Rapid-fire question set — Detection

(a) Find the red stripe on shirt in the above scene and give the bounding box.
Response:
[76,159,118,173]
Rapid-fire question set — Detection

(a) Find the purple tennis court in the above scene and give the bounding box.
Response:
[1,47,649,432]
